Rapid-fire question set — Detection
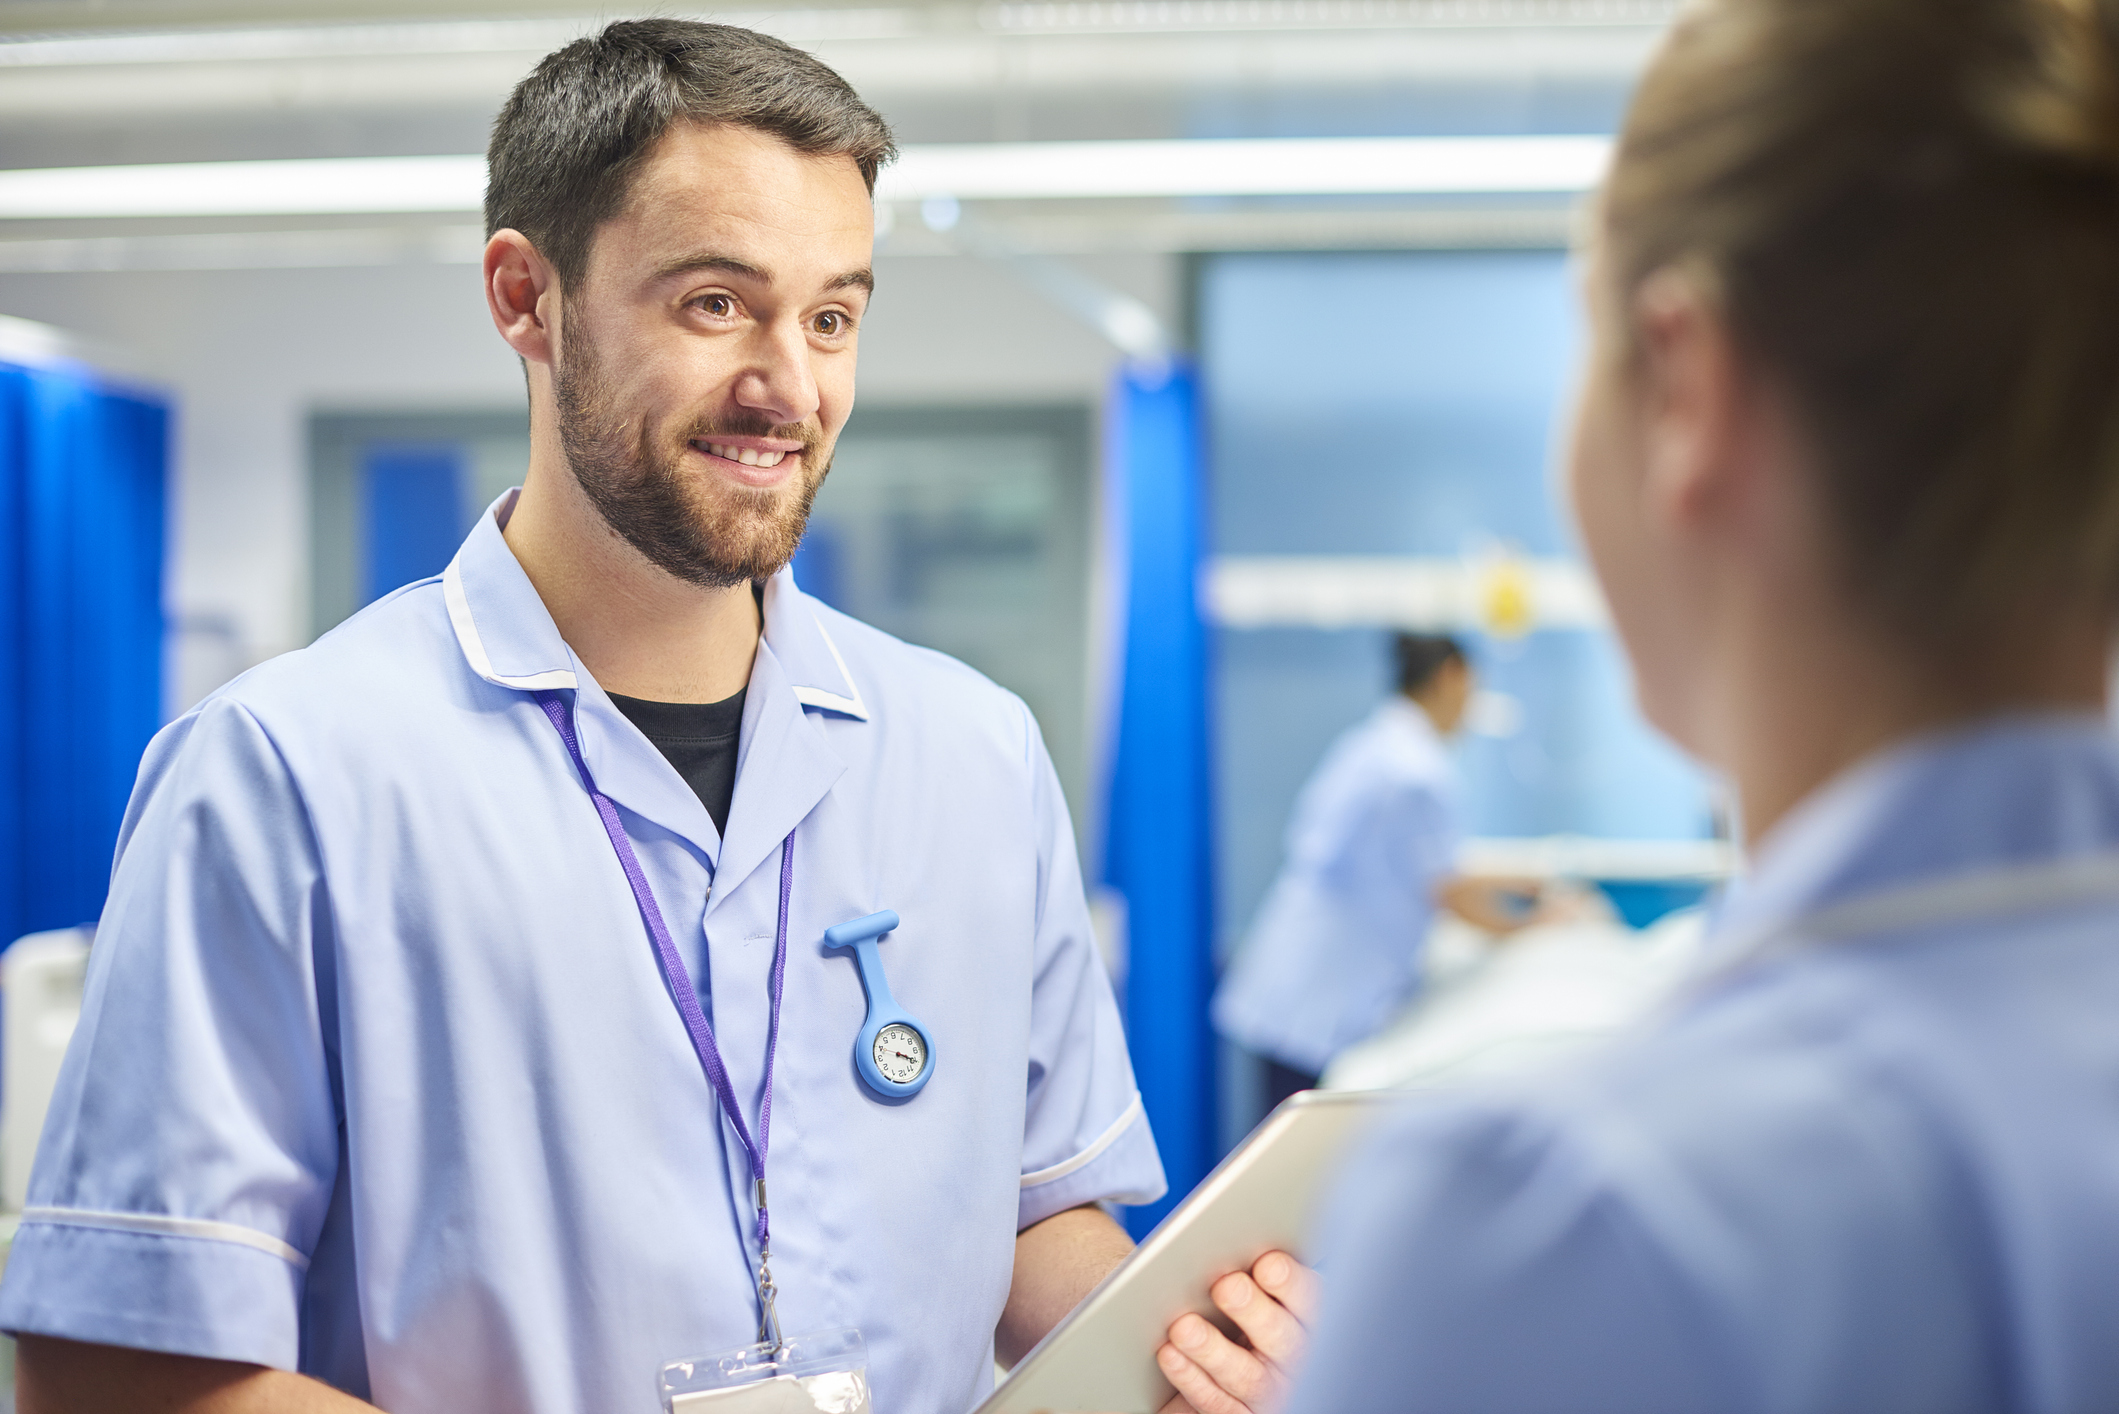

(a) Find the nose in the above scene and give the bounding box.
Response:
[731,315,820,430]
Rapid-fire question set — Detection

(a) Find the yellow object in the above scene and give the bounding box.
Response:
[1478,555,1536,638]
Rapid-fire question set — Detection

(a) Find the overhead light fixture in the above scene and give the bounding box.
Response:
[878,135,1610,200]
[0,156,486,219]
[0,136,1607,221]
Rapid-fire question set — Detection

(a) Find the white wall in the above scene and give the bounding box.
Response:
[0,261,518,694]
[862,250,1175,404]
[0,246,1175,709]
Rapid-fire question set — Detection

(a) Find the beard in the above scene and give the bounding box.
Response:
[552,320,832,591]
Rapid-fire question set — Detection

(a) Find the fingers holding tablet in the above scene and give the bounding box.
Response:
[1250,1250,1322,1326]
[1152,1250,1317,1414]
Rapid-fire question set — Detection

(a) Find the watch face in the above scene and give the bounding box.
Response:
[873,1023,926,1085]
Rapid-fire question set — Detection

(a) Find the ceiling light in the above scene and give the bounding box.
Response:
[0,156,486,219]
[878,136,1610,200]
[0,136,1608,220]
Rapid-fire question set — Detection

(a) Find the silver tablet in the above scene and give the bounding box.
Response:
[977,1089,1395,1414]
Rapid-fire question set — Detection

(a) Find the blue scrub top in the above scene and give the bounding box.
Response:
[1292,715,2119,1414]
[0,492,1165,1414]
[1213,697,1459,1074]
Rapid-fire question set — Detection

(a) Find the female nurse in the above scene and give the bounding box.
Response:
[1288,0,2119,1409]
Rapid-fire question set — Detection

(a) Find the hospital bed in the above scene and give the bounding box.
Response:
[1322,837,1728,1093]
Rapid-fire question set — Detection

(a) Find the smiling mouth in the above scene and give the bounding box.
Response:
[695,440,791,468]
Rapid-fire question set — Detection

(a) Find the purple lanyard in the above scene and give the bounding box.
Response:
[535,690,792,1343]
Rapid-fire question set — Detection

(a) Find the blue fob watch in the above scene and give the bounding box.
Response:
[823,910,935,1097]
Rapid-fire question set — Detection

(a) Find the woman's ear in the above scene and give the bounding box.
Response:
[1631,266,1750,537]
[485,230,559,367]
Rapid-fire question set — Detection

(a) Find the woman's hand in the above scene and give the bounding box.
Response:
[1154,1250,1319,1414]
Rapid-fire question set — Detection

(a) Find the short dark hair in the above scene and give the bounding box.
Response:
[486,19,897,291]
[1394,633,1465,696]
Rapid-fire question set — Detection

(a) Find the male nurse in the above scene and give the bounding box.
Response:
[0,21,1310,1414]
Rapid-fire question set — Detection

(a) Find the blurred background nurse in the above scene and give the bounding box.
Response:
[1291,0,2119,1408]
[1214,632,1572,1104]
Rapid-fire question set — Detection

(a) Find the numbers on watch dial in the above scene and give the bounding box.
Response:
[873,1023,926,1085]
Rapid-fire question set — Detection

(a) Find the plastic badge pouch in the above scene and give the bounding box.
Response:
[661,1327,872,1414]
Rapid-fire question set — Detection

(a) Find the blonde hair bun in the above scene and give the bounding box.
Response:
[1605,0,2119,648]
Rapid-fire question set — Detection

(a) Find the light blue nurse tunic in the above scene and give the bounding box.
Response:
[0,492,1165,1414]
[1213,697,1459,1074]
[1293,715,2119,1414]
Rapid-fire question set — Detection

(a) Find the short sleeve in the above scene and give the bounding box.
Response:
[1320,771,1456,914]
[1394,775,1461,884]
[1015,704,1166,1230]
[0,697,340,1368]
[1288,1094,1737,1414]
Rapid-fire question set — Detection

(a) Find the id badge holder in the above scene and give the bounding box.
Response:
[659,1328,871,1414]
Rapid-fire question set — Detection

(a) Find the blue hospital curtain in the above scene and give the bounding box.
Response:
[0,358,168,948]
[1101,359,1217,1235]
[361,443,467,605]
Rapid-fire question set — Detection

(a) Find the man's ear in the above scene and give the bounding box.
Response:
[1630,265,1747,534]
[485,230,560,367]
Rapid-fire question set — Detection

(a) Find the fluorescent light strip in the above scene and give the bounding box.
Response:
[880,136,1611,199]
[0,155,485,218]
[0,136,1608,220]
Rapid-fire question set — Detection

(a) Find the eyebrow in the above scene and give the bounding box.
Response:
[654,252,875,297]
[654,253,769,285]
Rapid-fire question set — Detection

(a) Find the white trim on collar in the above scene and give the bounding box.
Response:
[443,555,577,692]
[789,613,870,720]
[442,508,867,711]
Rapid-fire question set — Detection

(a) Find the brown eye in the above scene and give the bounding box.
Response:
[701,294,733,317]
[815,312,844,336]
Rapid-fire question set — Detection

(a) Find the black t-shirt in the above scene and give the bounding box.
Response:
[607,688,746,836]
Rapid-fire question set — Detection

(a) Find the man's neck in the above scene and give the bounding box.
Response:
[502,459,761,704]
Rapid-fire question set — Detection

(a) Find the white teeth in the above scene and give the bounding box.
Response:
[701,442,787,469]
